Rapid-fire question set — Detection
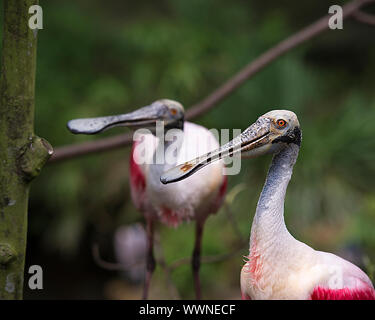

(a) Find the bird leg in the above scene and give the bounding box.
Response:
[143,219,156,300]
[192,221,204,300]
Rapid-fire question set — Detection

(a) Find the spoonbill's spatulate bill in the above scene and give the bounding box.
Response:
[67,100,227,299]
[161,110,375,300]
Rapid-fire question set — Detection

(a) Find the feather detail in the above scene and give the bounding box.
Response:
[129,142,146,210]
[311,286,375,300]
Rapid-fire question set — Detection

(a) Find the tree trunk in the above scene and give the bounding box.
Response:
[0,0,52,299]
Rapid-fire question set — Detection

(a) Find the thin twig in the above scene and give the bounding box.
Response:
[49,0,374,164]
[168,241,248,271]
[92,242,150,272]
[93,238,248,276]
[92,243,133,271]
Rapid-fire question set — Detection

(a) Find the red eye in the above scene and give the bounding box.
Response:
[170,109,177,115]
[277,119,286,127]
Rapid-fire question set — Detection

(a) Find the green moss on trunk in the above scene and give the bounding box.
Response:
[0,0,52,299]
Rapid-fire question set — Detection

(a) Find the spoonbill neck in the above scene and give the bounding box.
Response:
[250,143,300,256]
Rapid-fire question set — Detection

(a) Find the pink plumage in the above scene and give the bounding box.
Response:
[311,286,375,300]
[129,142,146,211]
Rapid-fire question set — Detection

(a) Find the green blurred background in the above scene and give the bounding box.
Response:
[1,0,375,299]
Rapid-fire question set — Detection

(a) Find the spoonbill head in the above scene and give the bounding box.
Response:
[160,109,301,184]
[67,99,185,134]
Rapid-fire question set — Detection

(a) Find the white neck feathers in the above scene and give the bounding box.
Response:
[250,143,300,257]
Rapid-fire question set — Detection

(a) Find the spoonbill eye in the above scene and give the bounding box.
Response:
[170,108,177,115]
[276,119,287,127]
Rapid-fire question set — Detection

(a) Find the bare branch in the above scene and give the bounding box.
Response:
[353,10,375,25]
[49,0,374,164]
[50,132,133,163]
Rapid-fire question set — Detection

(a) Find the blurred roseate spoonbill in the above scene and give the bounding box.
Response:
[161,110,375,300]
[67,99,227,300]
[114,224,147,284]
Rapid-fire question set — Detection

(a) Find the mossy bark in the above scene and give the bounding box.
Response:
[0,0,52,299]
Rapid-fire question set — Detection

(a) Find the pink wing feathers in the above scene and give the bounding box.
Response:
[310,251,375,300]
[311,285,375,300]
[129,142,146,210]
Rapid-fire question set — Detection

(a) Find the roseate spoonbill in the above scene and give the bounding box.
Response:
[114,224,147,283]
[67,100,227,299]
[161,110,375,300]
